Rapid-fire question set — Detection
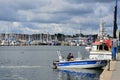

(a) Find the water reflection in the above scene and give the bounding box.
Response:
[56,69,103,80]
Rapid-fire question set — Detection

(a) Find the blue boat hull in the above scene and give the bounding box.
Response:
[56,60,107,69]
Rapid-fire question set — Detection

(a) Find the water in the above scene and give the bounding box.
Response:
[0,46,102,80]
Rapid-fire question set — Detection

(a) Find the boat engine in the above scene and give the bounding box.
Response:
[53,60,59,69]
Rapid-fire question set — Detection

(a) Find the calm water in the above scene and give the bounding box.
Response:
[0,46,102,80]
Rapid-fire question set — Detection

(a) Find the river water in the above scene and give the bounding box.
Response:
[0,46,102,80]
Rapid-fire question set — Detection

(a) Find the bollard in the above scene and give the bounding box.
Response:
[107,60,110,71]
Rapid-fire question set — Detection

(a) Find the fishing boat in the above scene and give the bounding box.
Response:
[87,22,112,60]
[89,41,112,60]
[85,19,112,60]
[53,51,107,69]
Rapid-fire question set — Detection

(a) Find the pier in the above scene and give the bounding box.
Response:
[100,53,120,80]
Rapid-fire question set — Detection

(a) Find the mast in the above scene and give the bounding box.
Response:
[99,19,105,40]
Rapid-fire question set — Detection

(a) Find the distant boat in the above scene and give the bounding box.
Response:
[85,45,92,51]
[53,51,107,69]
[1,40,9,46]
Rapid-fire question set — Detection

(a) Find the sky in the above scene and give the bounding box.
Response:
[0,0,120,35]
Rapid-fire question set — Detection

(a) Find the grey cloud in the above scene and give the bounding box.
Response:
[64,0,119,4]
[61,5,94,16]
[0,0,119,35]
[0,0,47,22]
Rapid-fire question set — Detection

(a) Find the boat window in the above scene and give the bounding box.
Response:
[98,44,109,51]
[98,45,102,50]
[104,45,109,51]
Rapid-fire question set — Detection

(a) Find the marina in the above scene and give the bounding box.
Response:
[0,33,89,46]
[0,0,120,80]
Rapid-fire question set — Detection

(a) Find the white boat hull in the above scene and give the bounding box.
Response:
[90,51,112,60]
[54,59,107,69]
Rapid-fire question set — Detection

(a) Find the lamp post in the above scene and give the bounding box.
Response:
[112,0,118,60]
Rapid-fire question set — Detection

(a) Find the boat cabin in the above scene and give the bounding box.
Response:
[90,43,112,60]
[91,43,109,51]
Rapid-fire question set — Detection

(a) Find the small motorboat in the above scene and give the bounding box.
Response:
[53,51,107,69]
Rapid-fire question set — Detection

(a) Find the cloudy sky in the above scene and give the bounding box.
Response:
[0,0,120,35]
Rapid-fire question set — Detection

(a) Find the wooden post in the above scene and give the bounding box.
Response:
[108,60,110,71]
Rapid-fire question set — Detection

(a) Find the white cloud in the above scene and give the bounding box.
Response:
[13,22,21,28]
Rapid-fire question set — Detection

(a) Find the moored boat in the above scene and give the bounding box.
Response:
[85,18,113,60]
[53,51,107,69]
[89,42,112,60]
[54,59,107,69]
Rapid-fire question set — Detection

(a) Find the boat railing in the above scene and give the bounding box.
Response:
[57,50,66,62]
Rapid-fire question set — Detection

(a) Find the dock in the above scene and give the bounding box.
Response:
[100,53,120,80]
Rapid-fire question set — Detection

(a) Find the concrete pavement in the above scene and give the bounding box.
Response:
[111,59,120,80]
[100,53,120,80]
